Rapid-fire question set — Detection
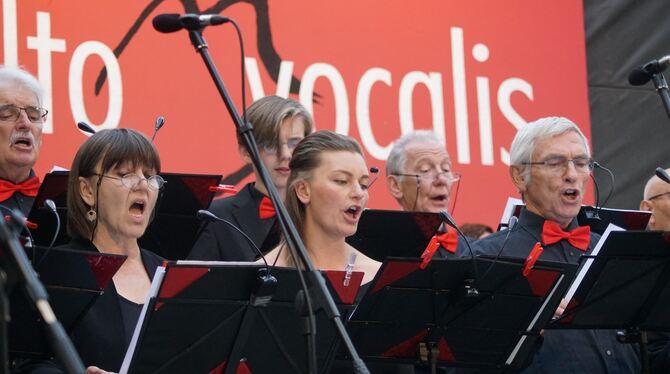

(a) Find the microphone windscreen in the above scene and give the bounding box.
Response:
[628,67,652,86]
[153,14,183,33]
[655,167,670,184]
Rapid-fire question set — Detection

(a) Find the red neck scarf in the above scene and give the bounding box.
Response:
[259,196,276,219]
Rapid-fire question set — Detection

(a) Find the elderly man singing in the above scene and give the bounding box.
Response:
[0,66,46,215]
[472,116,640,373]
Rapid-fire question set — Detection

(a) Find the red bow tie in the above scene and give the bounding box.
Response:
[420,229,458,269]
[541,220,590,251]
[0,176,40,201]
[259,196,276,219]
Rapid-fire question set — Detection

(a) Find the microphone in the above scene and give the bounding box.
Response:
[479,215,518,285]
[0,204,37,262]
[35,199,61,269]
[151,116,165,142]
[438,210,479,296]
[655,167,670,184]
[196,209,268,267]
[152,13,230,33]
[367,167,380,188]
[77,121,96,135]
[629,55,670,86]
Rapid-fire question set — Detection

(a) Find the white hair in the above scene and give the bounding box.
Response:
[386,130,445,176]
[0,65,43,105]
[510,116,591,183]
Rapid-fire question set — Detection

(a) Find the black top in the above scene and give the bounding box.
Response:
[472,208,641,374]
[187,182,280,261]
[16,237,164,373]
[118,297,143,349]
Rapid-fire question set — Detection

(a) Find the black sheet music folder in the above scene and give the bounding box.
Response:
[122,262,362,374]
[9,245,125,357]
[551,230,670,331]
[345,256,576,371]
[27,171,221,259]
[346,209,443,261]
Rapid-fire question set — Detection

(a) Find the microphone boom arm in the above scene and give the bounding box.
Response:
[183,27,369,374]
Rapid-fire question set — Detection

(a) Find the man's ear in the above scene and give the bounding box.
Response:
[295,180,311,204]
[386,175,404,200]
[510,166,527,193]
[79,177,96,207]
[238,145,252,164]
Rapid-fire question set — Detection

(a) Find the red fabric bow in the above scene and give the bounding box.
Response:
[258,196,276,219]
[420,229,458,269]
[0,176,40,201]
[541,220,590,251]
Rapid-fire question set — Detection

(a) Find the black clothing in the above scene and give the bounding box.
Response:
[16,237,164,373]
[472,208,641,374]
[188,183,279,261]
[119,296,142,348]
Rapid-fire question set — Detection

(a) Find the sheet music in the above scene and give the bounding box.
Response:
[119,265,166,374]
[563,223,624,304]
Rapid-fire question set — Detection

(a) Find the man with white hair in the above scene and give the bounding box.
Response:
[472,117,640,373]
[0,65,46,215]
[385,130,466,258]
[640,168,670,230]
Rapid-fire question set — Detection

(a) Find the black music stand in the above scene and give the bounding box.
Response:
[121,262,362,374]
[346,209,443,261]
[345,256,576,372]
[549,230,670,373]
[10,245,125,357]
[27,171,221,259]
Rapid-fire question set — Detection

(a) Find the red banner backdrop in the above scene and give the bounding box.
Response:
[1,0,591,227]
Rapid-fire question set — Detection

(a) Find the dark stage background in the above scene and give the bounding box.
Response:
[585,1,670,209]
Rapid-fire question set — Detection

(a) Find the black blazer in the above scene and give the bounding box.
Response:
[16,237,164,373]
[187,183,278,261]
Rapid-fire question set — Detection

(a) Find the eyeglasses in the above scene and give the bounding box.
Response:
[521,156,594,174]
[262,138,302,155]
[0,104,48,123]
[393,171,461,184]
[648,191,670,201]
[96,173,166,191]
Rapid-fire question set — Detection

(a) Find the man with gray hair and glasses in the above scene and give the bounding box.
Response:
[472,116,640,373]
[0,65,47,215]
[385,130,465,258]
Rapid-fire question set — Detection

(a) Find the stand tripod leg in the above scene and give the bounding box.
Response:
[640,330,649,374]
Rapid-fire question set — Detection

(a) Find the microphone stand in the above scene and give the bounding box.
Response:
[185,29,369,374]
[650,73,670,121]
[0,211,84,373]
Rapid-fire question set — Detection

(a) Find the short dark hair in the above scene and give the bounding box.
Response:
[238,95,314,149]
[67,128,161,239]
[285,131,363,236]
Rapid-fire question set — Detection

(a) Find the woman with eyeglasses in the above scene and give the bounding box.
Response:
[188,95,314,262]
[17,128,166,374]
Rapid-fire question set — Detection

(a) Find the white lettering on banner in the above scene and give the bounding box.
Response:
[27,12,66,134]
[69,41,123,132]
[245,57,294,100]
[451,27,470,164]
[498,77,533,165]
[399,71,446,148]
[357,67,392,159]
[2,0,18,67]
[473,43,493,165]
[299,62,349,134]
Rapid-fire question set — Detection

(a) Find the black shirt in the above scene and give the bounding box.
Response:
[472,208,641,374]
